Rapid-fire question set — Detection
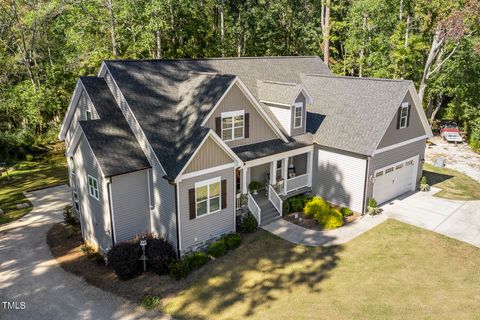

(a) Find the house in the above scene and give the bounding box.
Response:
[59,56,432,255]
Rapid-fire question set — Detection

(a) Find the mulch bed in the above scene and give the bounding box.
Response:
[47,222,258,305]
[284,211,360,231]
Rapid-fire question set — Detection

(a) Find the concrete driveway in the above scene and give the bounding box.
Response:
[0,185,167,320]
[381,187,480,247]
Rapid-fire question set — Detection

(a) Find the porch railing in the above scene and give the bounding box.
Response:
[285,173,310,193]
[247,193,261,226]
[268,184,283,216]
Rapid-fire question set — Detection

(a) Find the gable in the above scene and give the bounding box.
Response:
[184,136,235,174]
[376,91,427,149]
[204,83,278,147]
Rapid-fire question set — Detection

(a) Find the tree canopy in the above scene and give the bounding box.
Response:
[1,0,479,159]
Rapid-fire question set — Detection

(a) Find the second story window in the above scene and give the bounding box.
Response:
[86,109,92,120]
[221,110,244,141]
[399,103,409,129]
[294,103,303,128]
[88,175,99,200]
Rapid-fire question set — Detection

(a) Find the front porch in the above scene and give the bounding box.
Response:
[236,147,314,225]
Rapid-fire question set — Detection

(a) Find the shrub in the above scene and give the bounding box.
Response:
[222,233,241,250]
[316,208,343,229]
[141,294,162,310]
[107,242,141,280]
[207,240,227,258]
[169,259,190,280]
[368,198,378,208]
[145,237,176,275]
[302,194,314,205]
[25,154,34,161]
[63,204,79,226]
[340,207,353,217]
[303,197,329,218]
[80,243,97,256]
[65,224,80,238]
[283,200,290,215]
[237,212,258,233]
[248,181,262,192]
[421,176,427,185]
[289,197,304,212]
[185,252,209,270]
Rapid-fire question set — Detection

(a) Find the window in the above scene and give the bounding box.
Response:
[399,103,409,129]
[88,175,99,200]
[195,177,221,217]
[86,110,92,120]
[405,160,414,166]
[221,111,244,141]
[294,103,303,128]
[375,171,384,178]
[385,167,394,174]
[69,158,76,173]
[73,191,80,212]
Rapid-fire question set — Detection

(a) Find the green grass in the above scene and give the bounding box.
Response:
[163,221,480,320]
[0,152,68,225]
[423,163,480,200]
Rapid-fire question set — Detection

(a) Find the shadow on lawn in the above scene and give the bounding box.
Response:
[169,231,343,319]
[423,169,454,186]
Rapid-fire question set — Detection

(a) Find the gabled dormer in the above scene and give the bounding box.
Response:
[257,80,313,136]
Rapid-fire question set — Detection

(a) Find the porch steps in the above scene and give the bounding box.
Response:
[252,193,281,226]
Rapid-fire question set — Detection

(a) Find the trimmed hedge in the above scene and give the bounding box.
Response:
[145,237,176,275]
[304,196,344,230]
[207,240,227,258]
[222,233,241,250]
[107,242,141,280]
[340,207,353,217]
[304,197,329,218]
[237,212,258,233]
[289,197,304,212]
[185,252,209,270]
[169,259,190,280]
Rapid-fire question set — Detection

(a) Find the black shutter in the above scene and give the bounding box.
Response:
[396,106,402,129]
[188,188,196,219]
[244,113,250,138]
[215,117,222,137]
[406,104,412,127]
[221,179,227,209]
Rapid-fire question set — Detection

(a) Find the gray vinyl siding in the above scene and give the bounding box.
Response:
[73,136,112,252]
[377,92,426,148]
[65,88,99,144]
[184,136,233,174]
[366,139,426,200]
[103,68,178,251]
[249,163,270,186]
[313,145,367,213]
[292,153,307,175]
[111,170,150,242]
[291,93,307,136]
[178,167,235,253]
[204,83,278,147]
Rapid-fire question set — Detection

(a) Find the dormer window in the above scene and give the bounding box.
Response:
[221,110,244,141]
[294,102,303,128]
[86,109,92,120]
[399,103,409,129]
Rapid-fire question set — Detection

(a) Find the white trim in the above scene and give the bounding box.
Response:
[294,102,303,129]
[108,180,117,244]
[175,181,182,252]
[221,110,245,142]
[221,110,244,118]
[87,175,100,200]
[260,100,292,107]
[194,176,222,218]
[244,145,314,168]
[147,168,153,209]
[177,163,235,182]
[399,102,409,129]
[66,126,106,178]
[374,135,427,155]
[174,130,243,183]
[59,80,84,140]
[200,77,288,143]
[408,84,433,138]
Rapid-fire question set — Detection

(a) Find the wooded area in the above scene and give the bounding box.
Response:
[1,0,479,160]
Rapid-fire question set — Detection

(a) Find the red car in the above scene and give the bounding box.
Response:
[440,121,463,143]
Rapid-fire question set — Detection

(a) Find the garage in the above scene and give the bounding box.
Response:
[373,155,419,205]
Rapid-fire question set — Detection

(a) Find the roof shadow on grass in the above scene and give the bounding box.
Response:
[168,231,343,320]
[422,169,454,186]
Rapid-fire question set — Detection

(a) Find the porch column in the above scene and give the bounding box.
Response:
[242,167,248,194]
[307,150,313,187]
[282,157,288,195]
[269,161,276,185]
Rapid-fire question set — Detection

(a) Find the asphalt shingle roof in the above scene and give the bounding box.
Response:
[104,56,331,178]
[78,77,150,177]
[257,80,304,106]
[301,74,413,156]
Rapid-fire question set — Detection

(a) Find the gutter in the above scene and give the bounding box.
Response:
[362,156,371,214]
[106,178,116,246]
[162,175,181,258]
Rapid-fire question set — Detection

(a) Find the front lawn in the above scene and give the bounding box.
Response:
[0,151,68,224]
[423,163,480,200]
[163,220,480,319]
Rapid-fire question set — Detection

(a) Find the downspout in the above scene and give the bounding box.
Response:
[362,156,371,214]
[106,178,116,246]
[163,175,181,258]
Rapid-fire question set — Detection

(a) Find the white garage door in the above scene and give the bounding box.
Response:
[373,156,418,205]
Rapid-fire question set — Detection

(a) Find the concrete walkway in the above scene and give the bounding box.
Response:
[261,213,387,246]
[381,187,480,248]
[0,185,168,320]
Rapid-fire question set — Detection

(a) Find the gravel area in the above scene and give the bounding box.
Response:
[425,136,480,182]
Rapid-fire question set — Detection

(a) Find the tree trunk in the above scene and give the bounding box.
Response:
[418,29,444,102]
[156,29,162,59]
[320,0,330,66]
[220,0,225,56]
[105,0,118,59]
[237,10,242,57]
[359,13,367,77]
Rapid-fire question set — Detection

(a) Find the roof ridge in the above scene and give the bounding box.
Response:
[304,74,410,83]
[105,56,320,63]
[259,80,299,86]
